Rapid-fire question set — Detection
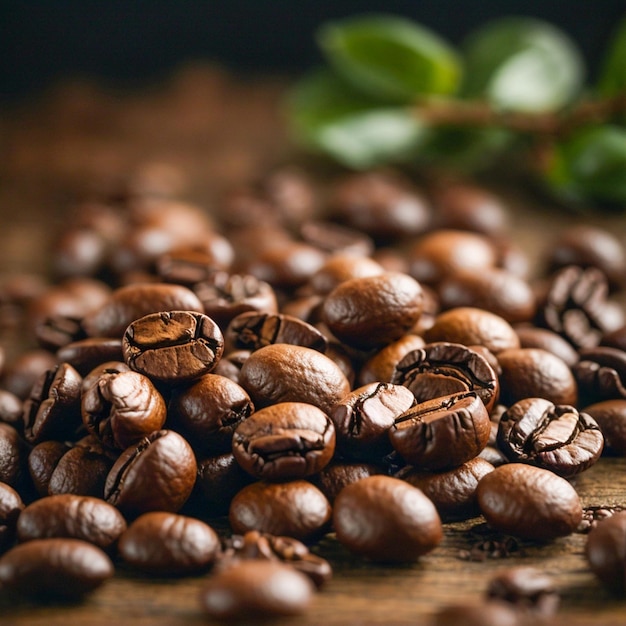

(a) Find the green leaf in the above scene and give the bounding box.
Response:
[597,16,626,97]
[544,125,626,205]
[317,14,462,103]
[462,17,585,112]
[287,69,426,169]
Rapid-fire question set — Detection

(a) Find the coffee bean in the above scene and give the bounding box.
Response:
[200,558,314,620]
[17,494,126,551]
[310,460,385,504]
[357,334,425,386]
[432,601,522,626]
[2,349,60,400]
[0,538,114,599]
[0,481,24,552]
[232,402,335,481]
[308,253,384,296]
[477,463,583,541]
[514,325,579,367]
[585,510,626,594]
[497,398,603,477]
[118,511,220,575]
[299,220,375,257]
[0,390,23,430]
[56,338,124,376]
[35,314,85,352]
[583,399,626,454]
[27,441,72,497]
[333,475,442,562]
[154,247,223,286]
[574,346,626,404]
[0,423,27,490]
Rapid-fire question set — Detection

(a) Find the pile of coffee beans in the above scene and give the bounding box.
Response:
[1,165,626,622]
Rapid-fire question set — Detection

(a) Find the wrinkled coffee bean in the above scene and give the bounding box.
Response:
[232,402,335,481]
[477,463,582,541]
[333,475,442,562]
[574,346,626,404]
[0,538,114,599]
[118,511,220,575]
[390,391,491,470]
[585,511,626,594]
[200,558,314,620]
[583,399,626,454]
[17,494,126,551]
[497,398,603,477]
[122,310,224,384]
[0,481,24,552]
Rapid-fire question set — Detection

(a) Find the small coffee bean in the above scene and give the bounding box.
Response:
[583,399,626,454]
[229,480,331,542]
[17,494,126,551]
[357,334,425,386]
[496,398,603,477]
[154,246,224,286]
[0,538,114,599]
[333,475,442,562]
[28,440,72,497]
[118,511,220,575]
[477,463,582,541]
[585,510,626,594]
[574,346,626,404]
[200,558,314,620]
[0,481,24,552]
[232,402,335,481]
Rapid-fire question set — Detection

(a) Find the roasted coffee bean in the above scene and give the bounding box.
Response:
[56,338,124,376]
[321,272,423,350]
[122,310,224,384]
[35,314,85,351]
[52,228,110,279]
[22,362,83,445]
[357,334,425,386]
[392,342,499,412]
[81,282,204,338]
[81,361,131,394]
[224,311,326,353]
[118,511,220,575]
[330,170,431,241]
[431,601,522,626]
[232,402,335,481]
[487,566,560,616]
[229,480,331,542]
[200,558,314,620]
[196,453,255,516]
[169,373,254,455]
[583,399,626,454]
[307,254,384,295]
[574,346,626,404]
[28,440,72,497]
[477,463,583,541]
[310,460,384,504]
[82,370,167,450]
[155,247,223,285]
[1,349,60,400]
[212,349,250,385]
[498,348,579,407]
[601,324,626,352]
[390,391,491,470]
[497,398,603,477]
[0,423,27,489]
[333,475,442,562]
[0,390,23,429]
[425,307,520,354]
[222,530,332,588]
[0,482,24,552]
[239,343,351,414]
[0,538,114,599]
[399,457,495,521]
[299,220,375,257]
[585,511,626,594]
[514,325,579,367]
[330,383,415,461]
[17,494,126,551]
[104,429,197,517]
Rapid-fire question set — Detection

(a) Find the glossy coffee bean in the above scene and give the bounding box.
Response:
[601,324,626,352]
[310,460,385,504]
[169,373,254,455]
[424,307,520,354]
[0,349,60,400]
[574,346,626,404]
[56,338,124,376]
[333,475,442,562]
[118,511,220,575]
[307,254,384,296]
[82,370,167,450]
[27,440,71,497]
[399,456,494,521]
[583,399,626,454]
[497,398,603,477]
[81,282,204,338]
[0,390,23,430]
[17,494,126,551]
[229,480,331,542]
[585,511,626,594]
[299,219,375,257]
[200,558,314,620]
[0,538,114,599]
[498,348,578,407]
[104,429,197,517]
[390,391,491,470]
[392,342,499,412]
[232,402,335,481]
[514,325,579,367]
[321,272,423,350]
[238,343,351,414]
[0,423,27,489]
[330,383,415,461]
[357,334,425,386]
[0,482,24,552]
[477,463,583,541]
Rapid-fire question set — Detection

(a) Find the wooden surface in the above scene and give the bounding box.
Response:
[2,65,626,625]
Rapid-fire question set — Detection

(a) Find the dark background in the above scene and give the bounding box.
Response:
[1,0,625,99]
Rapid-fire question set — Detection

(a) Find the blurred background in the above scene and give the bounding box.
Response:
[2,0,625,100]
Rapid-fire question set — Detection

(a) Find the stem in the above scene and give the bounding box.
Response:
[413,94,626,136]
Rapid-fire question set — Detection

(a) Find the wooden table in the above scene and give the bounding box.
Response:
[2,64,626,625]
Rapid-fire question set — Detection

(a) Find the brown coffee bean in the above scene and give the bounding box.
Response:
[308,254,384,295]
[154,246,224,286]
[583,399,626,454]
[574,346,626,404]
[432,601,522,626]
[0,482,24,552]
[56,338,124,376]
[310,460,385,505]
[1,349,60,400]
[118,511,220,575]
[514,325,579,367]
[0,538,114,599]
[0,423,27,490]
[0,390,23,430]
[333,475,442,562]
[357,334,425,386]
[28,440,72,497]
[477,463,583,541]
[585,511,626,594]
[299,220,375,257]
[17,494,126,551]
